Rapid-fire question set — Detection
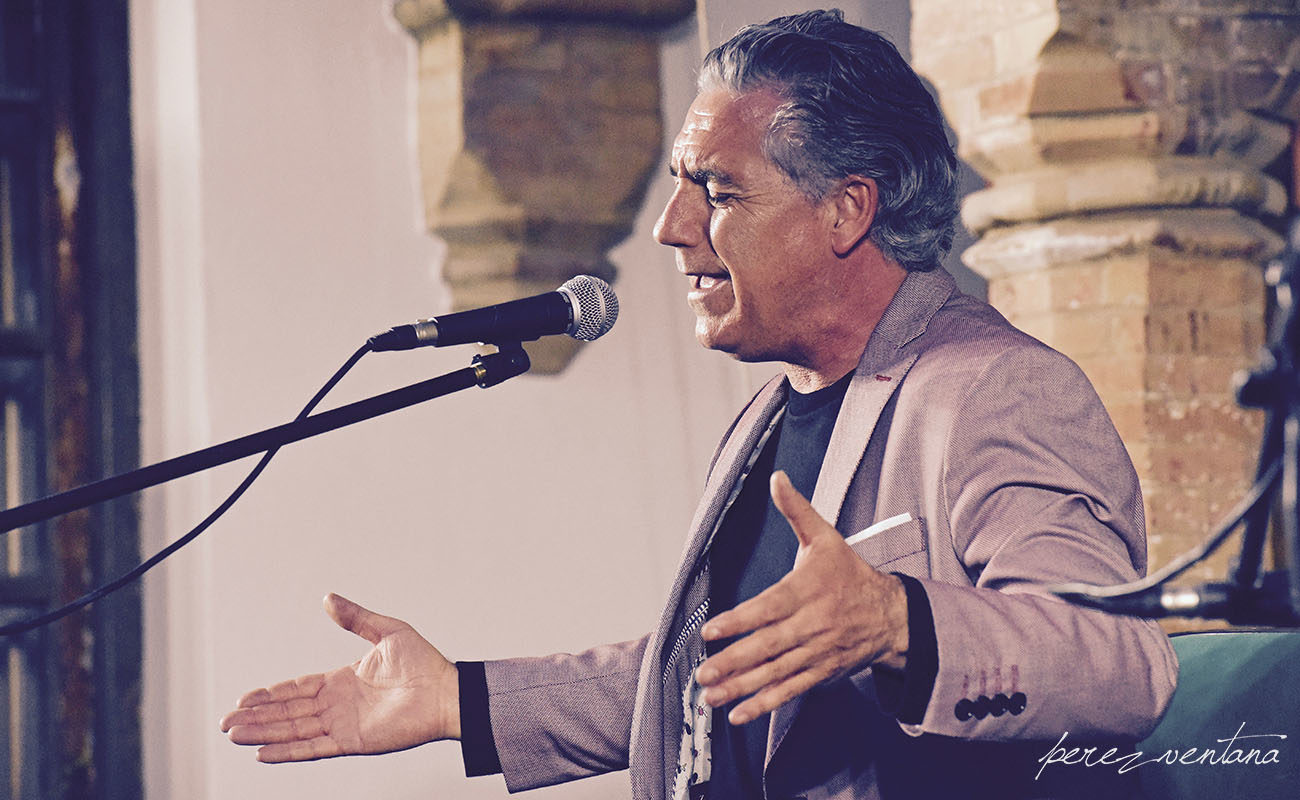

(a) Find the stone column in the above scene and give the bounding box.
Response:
[911,0,1300,605]
[392,0,694,372]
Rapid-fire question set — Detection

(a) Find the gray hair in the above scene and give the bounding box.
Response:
[700,9,958,272]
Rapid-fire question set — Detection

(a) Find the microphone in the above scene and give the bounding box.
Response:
[368,275,618,351]
[1056,584,1234,619]
[1058,575,1300,625]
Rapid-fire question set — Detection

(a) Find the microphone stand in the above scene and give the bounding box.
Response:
[1209,213,1300,625]
[0,343,531,535]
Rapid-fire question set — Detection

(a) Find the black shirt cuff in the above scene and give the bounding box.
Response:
[872,573,939,725]
[456,661,502,777]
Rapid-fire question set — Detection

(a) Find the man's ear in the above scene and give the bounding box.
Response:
[829,176,878,257]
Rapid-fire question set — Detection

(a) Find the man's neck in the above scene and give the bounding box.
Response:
[783,359,860,394]
[782,264,908,393]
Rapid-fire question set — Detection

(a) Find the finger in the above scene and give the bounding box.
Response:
[233,673,325,710]
[702,643,814,708]
[770,471,834,548]
[700,580,797,644]
[256,736,343,763]
[323,593,407,645]
[728,666,827,726]
[227,714,328,746]
[221,694,323,732]
[697,617,799,686]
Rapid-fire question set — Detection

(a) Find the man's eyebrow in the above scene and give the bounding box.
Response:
[667,162,737,187]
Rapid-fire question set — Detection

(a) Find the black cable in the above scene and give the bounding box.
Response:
[1052,458,1282,601]
[0,343,373,637]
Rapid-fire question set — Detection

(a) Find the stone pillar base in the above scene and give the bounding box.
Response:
[394,0,693,372]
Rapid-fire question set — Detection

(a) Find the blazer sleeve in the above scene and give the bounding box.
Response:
[908,344,1178,741]
[483,635,647,792]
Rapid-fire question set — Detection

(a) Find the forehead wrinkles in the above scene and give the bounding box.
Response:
[671,89,779,177]
[670,106,718,169]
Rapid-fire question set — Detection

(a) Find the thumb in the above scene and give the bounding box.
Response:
[770,471,834,548]
[324,592,407,645]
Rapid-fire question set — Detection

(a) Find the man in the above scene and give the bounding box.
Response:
[222,10,1177,799]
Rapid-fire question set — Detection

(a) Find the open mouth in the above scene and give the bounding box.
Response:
[690,274,729,290]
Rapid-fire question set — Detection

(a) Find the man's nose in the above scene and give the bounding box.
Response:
[653,183,703,249]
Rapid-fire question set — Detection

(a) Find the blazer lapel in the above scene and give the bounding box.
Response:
[765,268,956,772]
[809,353,919,525]
[682,377,788,584]
[809,267,954,527]
[629,376,787,800]
[764,351,917,764]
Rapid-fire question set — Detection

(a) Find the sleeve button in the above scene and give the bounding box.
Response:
[990,692,1009,717]
[1008,692,1027,715]
[954,698,973,721]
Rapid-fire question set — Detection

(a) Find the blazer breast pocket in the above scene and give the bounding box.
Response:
[843,514,929,577]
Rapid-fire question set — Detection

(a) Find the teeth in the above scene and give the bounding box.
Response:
[698,276,717,289]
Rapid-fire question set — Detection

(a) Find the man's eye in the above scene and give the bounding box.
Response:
[706,190,733,207]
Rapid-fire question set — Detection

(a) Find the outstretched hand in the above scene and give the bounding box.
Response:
[220,593,460,762]
[695,471,910,725]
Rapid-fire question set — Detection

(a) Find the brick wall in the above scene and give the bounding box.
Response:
[914,0,1300,628]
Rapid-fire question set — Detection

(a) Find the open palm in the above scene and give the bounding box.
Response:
[220,593,460,762]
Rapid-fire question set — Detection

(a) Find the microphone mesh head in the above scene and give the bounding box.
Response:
[561,275,619,341]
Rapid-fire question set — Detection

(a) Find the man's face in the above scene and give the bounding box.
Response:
[654,88,844,365]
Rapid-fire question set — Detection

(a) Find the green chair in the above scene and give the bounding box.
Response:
[1135,630,1300,799]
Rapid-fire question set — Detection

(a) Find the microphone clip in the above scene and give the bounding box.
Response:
[472,343,531,388]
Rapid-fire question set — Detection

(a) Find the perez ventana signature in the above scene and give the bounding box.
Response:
[1036,723,1287,780]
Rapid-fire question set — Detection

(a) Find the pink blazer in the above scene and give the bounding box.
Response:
[482,268,1178,799]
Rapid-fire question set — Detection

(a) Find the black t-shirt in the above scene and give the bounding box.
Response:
[705,373,853,799]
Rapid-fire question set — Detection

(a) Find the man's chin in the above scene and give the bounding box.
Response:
[694,325,771,364]
[694,321,734,355]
